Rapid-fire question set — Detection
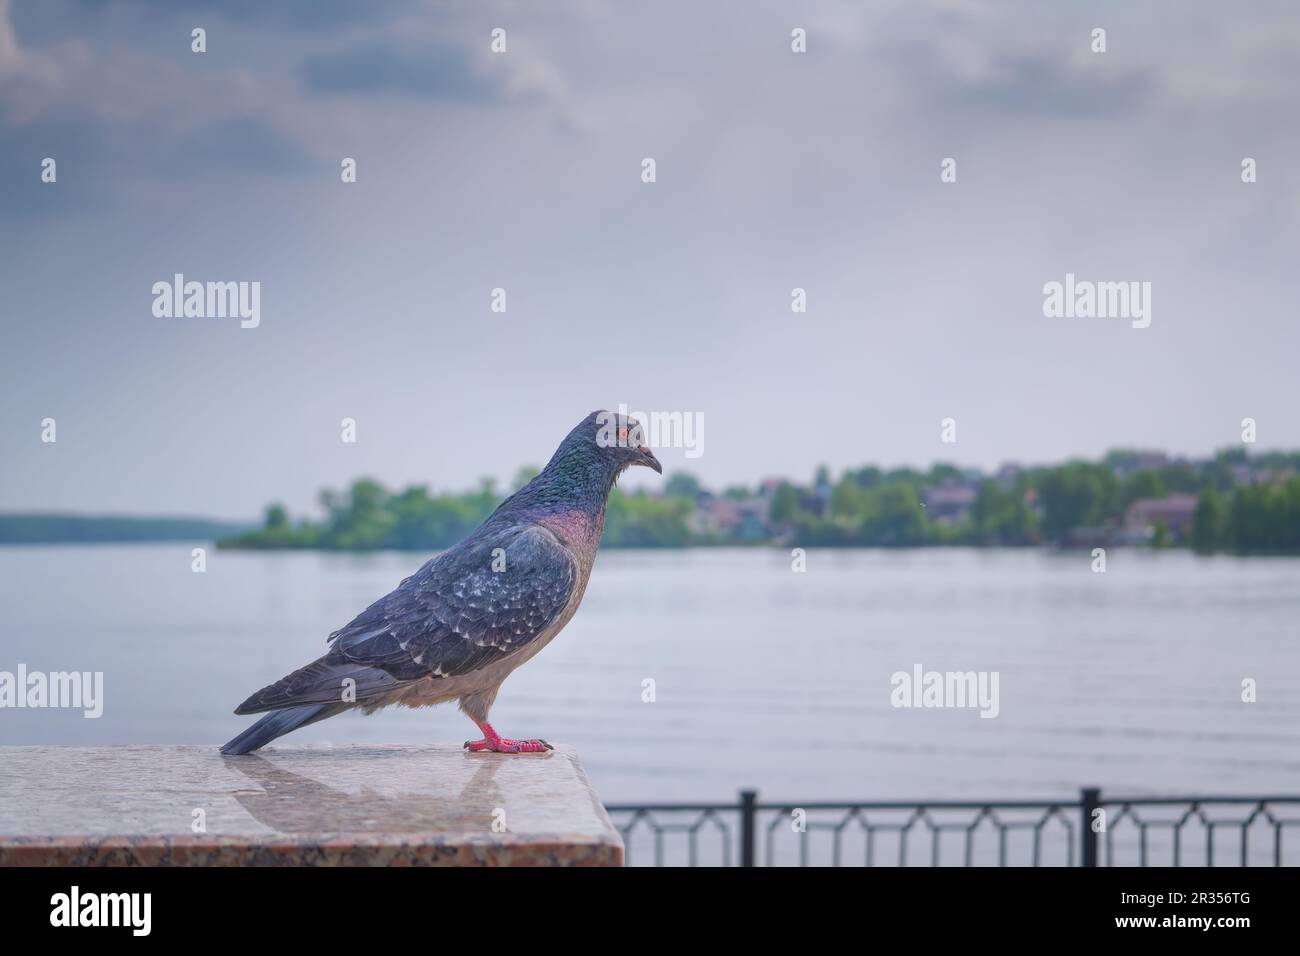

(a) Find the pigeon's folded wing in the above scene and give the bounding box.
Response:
[232,524,578,715]
[328,523,578,682]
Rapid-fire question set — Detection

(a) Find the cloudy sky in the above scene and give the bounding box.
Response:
[2,0,1298,519]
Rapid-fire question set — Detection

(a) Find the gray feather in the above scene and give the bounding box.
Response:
[220,703,347,755]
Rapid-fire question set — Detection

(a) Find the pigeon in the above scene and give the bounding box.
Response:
[220,410,661,755]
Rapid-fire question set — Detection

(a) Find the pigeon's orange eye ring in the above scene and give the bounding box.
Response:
[617,426,629,445]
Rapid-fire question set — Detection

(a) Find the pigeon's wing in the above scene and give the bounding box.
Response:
[234,525,578,715]
[327,523,578,684]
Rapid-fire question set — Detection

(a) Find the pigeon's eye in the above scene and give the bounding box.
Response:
[617,426,629,445]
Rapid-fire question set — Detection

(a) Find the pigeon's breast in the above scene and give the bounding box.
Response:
[443,510,604,697]
[437,555,594,701]
[534,507,605,569]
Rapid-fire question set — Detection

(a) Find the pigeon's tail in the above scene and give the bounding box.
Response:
[219,702,347,755]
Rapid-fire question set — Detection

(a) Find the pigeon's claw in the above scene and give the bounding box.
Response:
[464,721,553,754]
[464,736,552,754]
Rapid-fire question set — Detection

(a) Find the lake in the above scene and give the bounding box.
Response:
[2,545,1299,807]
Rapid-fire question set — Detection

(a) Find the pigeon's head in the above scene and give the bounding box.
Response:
[563,410,662,475]
[518,411,663,510]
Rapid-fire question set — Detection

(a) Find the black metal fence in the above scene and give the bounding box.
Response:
[604,789,1300,867]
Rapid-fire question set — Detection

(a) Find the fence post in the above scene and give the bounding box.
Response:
[1081,787,1101,867]
[739,789,757,867]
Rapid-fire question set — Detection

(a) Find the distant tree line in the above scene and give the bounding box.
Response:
[212,447,1300,554]
[0,514,250,544]
[1191,482,1300,554]
[772,449,1300,554]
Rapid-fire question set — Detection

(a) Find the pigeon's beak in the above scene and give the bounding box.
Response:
[635,446,663,474]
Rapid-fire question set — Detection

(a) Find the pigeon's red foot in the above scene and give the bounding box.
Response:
[464,721,552,754]
[464,736,552,753]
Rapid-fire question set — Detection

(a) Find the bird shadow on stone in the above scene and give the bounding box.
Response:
[220,751,512,836]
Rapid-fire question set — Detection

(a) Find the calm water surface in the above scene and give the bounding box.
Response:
[2,545,1298,805]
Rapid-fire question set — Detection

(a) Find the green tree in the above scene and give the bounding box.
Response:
[1036,463,1118,543]
[1155,463,1200,494]
[863,483,925,546]
[1228,478,1300,553]
[1191,488,1225,553]
[264,503,288,530]
[971,482,1008,540]
[928,463,963,485]
[329,478,395,549]
[847,466,882,488]
[1120,470,1167,509]
[664,472,703,500]
[830,477,870,520]
[769,482,801,526]
[970,481,1037,545]
[603,490,691,546]
[389,486,479,549]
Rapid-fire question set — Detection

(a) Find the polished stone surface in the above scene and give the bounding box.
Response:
[0,744,623,866]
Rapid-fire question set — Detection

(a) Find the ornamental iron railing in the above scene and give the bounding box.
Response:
[604,789,1300,867]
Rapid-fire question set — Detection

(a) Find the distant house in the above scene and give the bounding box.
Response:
[687,494,770,541]
[688,494,741,537]
[923,483,978,525]
[733,497,772,541]
[794,488,827,518]
[1123,494,1199,543]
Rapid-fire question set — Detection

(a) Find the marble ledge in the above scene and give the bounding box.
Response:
[0,743,623,867]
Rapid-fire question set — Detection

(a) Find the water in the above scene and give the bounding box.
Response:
[2,545,1299,808]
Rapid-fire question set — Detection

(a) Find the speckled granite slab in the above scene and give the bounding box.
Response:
[0,744,623,866]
